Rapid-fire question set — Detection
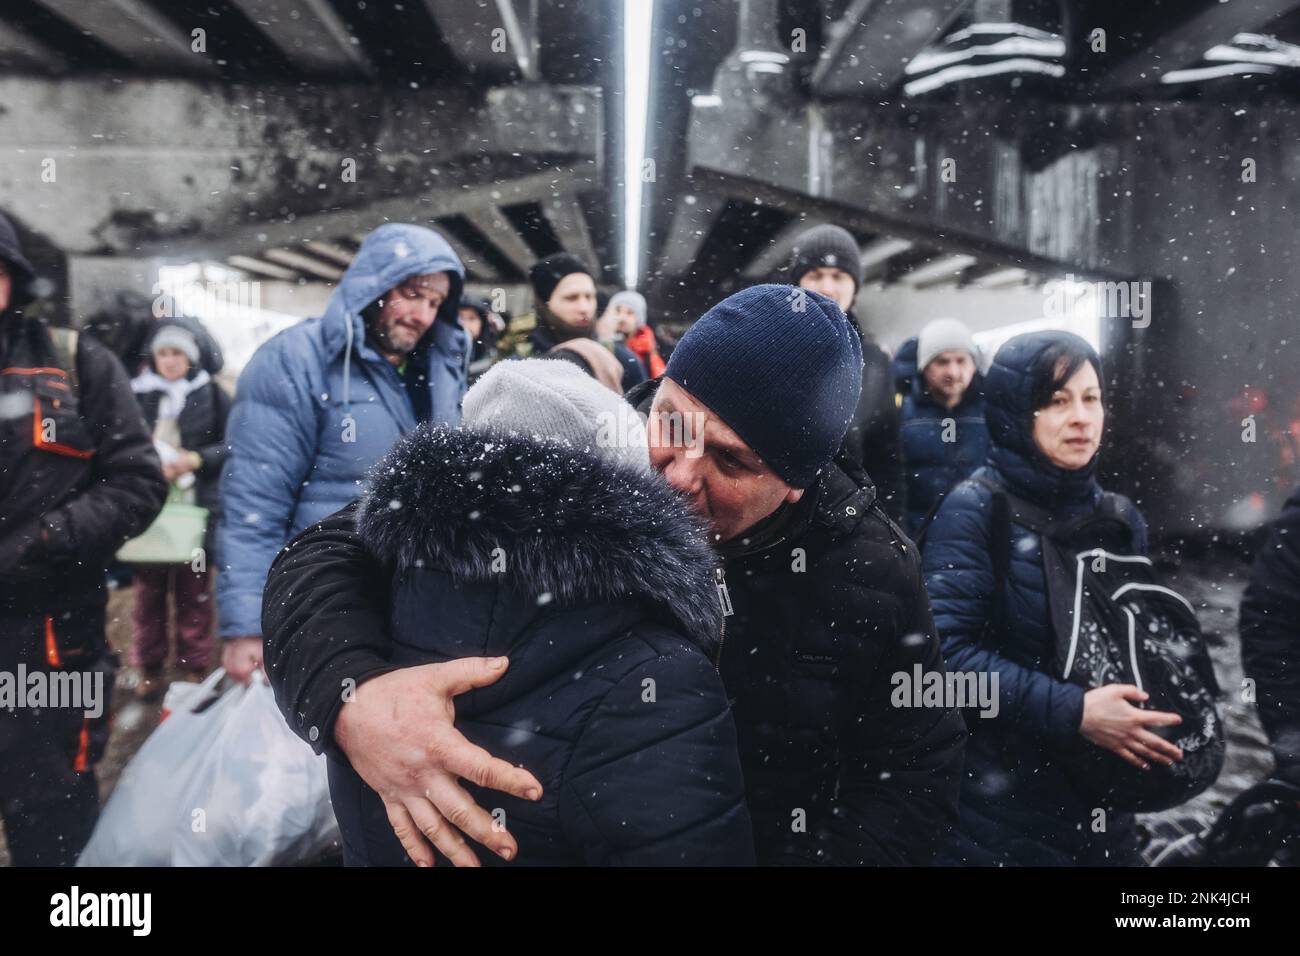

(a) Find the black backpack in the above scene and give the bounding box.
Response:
[924,476,1225,813]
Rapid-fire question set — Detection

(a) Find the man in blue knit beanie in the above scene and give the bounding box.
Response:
[651,283,864,540]
[628,284,966,865]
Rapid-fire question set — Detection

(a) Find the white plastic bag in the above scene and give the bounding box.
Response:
[170,671,339,866]
[79,669,340,867]
[79,669,237,866]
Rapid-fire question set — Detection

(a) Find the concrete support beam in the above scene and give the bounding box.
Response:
[263,248,345,281]
[0,77,601,255]
[0,21,67,74]
[743,217,825,280]
[1093,0,1298,93]
[229,0,375,78]
[227,256,301,281]
[541,193,600,274]
[811,0,967,97]
[895,253,977,287]
[463,207,536,276]
[658,192,725,278]
[859,238,916,281]
[34,0,219,75]
[301,240,357,268]
[424,0,539,81]
[426,229,503,283]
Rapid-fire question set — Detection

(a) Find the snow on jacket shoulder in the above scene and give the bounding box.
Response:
[216,224,466,638]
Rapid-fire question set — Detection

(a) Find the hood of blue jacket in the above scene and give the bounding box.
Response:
[320,223,466,359]
[983,330,1102,510]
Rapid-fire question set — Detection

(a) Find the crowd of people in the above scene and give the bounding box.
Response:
[1,207,1297,867]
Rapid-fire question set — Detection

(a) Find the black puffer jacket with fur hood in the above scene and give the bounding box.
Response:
[325,423,755,866]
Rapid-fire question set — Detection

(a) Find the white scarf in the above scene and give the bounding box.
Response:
[131,368,211,421]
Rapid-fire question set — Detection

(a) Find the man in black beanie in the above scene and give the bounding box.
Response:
[261,283,966,868]
[785,223,904,522]
[499,252,646,392]
[0,212,166,865]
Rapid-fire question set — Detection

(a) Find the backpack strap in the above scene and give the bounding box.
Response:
[911,494,948,550]
[1098,491,1134,528]
[964,476,1013,648]
[47,326,80,395]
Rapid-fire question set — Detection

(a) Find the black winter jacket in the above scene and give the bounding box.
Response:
[0,313,166,655]
[1241,485,1300,784]
[274,424,754,866]
[837,319,903,523]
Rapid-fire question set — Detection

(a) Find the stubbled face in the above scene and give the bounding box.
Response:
[799,267,856,313]
[647,376,803,544]
[458,306,483,342]
[369,272,451,356]
[154,346,191,382]
[923,350,977,407]
[1032,360,1105,471]
[614,304,639,336]
[546,272,597,335]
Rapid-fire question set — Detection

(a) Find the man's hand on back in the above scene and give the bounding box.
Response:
[333,656,543,867]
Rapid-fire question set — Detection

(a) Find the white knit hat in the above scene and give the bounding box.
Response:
[149,324,201,366]
[462,358,649,471]
[609,290,647,329]
[917,317,977,370]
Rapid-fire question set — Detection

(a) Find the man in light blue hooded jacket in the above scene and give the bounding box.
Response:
[216,224,466,681]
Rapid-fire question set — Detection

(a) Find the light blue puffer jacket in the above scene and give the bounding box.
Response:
[216,223,465,637]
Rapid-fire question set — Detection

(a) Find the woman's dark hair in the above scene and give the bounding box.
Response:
[1029,339,1103,410]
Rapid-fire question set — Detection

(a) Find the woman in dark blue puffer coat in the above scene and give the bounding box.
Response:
[922,331,1185,866]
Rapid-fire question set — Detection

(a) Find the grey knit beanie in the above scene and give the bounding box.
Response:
[917,317,977,370]
[149,324,201,366]
[463,358,649,471]
[609,290,647,329]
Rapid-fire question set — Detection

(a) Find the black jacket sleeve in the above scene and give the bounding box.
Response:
[41,335,166,559]
[1241,486,1300,780]
[262,500,401,762]
[560,641,756,866]
[194,382,231,478]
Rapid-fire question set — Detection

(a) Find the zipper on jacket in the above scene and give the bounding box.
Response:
[714,566,733,670]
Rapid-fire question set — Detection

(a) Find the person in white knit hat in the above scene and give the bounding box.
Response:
[899,317,989,533]
[317,358,753,866]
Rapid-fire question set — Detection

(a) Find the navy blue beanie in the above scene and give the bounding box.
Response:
[664,284,864,488]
